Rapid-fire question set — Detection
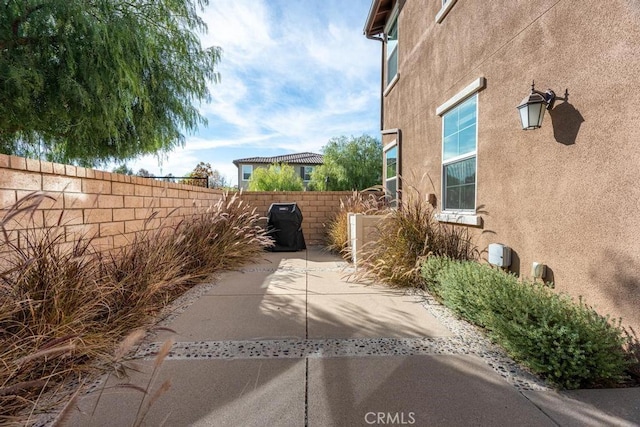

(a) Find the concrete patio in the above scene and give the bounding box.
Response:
[63,248,640,426]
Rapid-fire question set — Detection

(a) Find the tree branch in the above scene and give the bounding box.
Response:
[0,36,56,50]
[1,4,48,50]
[12,4,46,36]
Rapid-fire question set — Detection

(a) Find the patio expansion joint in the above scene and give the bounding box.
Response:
[137,259,551,395]
[132,336,550,392]
[239,266,353,273]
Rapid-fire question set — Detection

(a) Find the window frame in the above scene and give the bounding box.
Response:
[435,77,485,226]
[436,0,458,23]
[384,6,400,93]
[241,165,253,181]
[441,94,477,214]
[383,140,399,207]
[301,166,313,182]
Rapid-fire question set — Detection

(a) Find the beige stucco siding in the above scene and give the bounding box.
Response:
[380,0,640,330]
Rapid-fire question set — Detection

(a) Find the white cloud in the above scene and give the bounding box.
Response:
[185,134,277,150]
[112,1,382,187]
[198,0,380,139]
[199,0,275,59]
[304,22,380,79]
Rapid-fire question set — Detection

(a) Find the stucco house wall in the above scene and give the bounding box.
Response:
[366,0,640,331]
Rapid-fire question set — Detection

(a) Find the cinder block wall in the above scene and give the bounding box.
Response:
[0,154,224,251]
[0,154,351,251]
[235,191,353,245]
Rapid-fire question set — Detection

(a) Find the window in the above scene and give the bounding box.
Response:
[301,166,314,181]
[436,0,458,23]
[442,94,477,212]
[383,142,398,206]
[242,165,253,181]
[386,15,398,87]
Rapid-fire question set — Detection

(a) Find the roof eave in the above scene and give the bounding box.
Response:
[363,0,394,37]
[363,0,381,36]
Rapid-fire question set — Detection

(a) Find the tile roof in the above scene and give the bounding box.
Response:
[233,152,324,166]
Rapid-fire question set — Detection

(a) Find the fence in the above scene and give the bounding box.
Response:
[237,191,355,245]
[152,176,209,187]
[0,155,352,251]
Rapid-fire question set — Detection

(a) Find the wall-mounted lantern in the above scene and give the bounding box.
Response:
[517,81,557,130]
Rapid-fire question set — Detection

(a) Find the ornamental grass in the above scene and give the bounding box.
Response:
[352,191,478,288]
[0,192,272,425]
[325,187,388,260]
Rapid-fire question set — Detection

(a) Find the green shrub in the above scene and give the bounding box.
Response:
[247,163,304,191]
[419,255,455,297]
[487,286,630,389]
[426,259,513,327]
[421,257,632,389]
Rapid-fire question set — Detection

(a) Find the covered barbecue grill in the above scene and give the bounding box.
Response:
[266,203,306,252]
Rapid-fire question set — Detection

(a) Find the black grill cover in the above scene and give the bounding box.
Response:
[267,203,306,252]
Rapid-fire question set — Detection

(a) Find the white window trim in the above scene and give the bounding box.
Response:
[438,80,484,220]
[435,212,482,226]
[436,77,485,116]
[382,140,397,152]
[383,72,400,97]
[241,165,253,181]
[436,0,459,24]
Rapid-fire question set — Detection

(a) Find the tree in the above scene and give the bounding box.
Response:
[248,163,304,191]
[136,168,154,178]
[208,170,228,189]
[112,164,134,176]
[309,135,382,191]
[181,161,227,188]
[0,0,221,166]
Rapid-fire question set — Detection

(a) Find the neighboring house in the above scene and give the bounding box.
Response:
[364,0,640,331]
[233,152,323,190]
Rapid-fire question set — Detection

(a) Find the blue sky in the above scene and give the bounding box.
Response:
[117,0,380,185]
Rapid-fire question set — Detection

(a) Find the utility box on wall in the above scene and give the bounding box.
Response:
[488,243,511,267]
